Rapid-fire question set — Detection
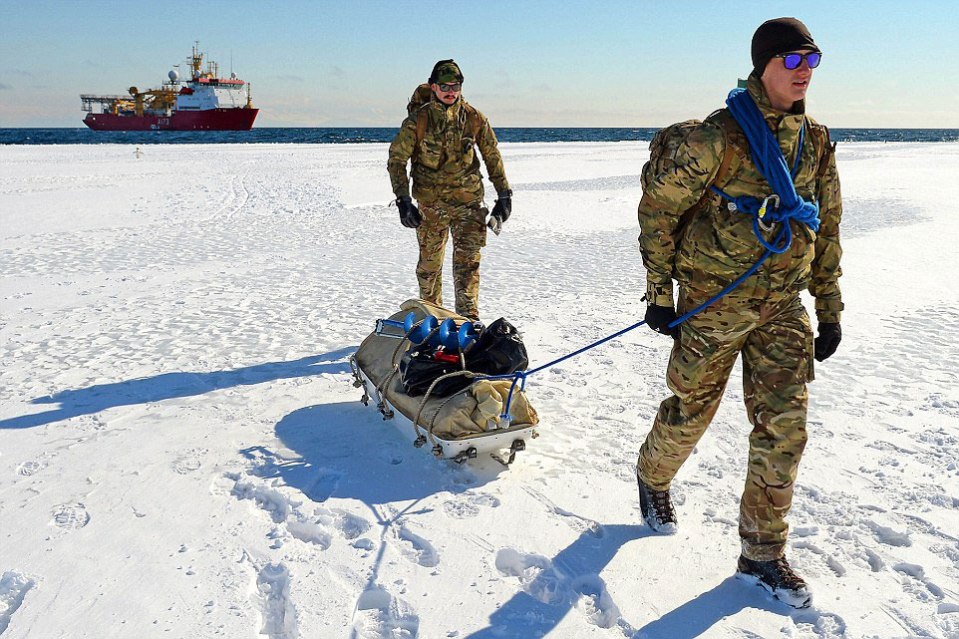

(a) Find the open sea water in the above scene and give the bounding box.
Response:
[2,127,958,145]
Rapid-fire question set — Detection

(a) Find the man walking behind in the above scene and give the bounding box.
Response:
[387,59,512,321]
[636,17,843,608]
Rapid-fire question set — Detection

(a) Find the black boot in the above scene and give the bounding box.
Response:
[636,471,677,534]
[736,554,812,609]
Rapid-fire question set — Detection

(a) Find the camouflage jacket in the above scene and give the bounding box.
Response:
[639,74,843,323]
[387,96,509,207]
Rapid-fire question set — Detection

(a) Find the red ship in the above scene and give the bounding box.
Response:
[81,43,258,131]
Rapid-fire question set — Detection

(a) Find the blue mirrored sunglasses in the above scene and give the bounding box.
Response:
[776,52,822,70]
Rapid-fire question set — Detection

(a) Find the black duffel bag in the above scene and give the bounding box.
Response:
[465,318,529,376]
[398,347,471,397]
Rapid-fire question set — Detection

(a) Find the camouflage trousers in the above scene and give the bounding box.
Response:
[637,289,814,561]
[415,202,488,320]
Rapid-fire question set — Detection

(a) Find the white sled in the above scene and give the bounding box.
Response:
[350,299,540,466]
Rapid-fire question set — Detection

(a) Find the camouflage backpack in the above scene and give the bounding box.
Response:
[640,111,738,238]
[641,110,834,238]
[407,83,483,146]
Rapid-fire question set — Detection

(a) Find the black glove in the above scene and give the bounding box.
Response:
[645,304,679,339]
[814,322,841,362]
[491,190,512,223]
[397,196,422,229]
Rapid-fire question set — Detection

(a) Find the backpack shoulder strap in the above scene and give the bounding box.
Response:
[461,102,483,141]
[806,119,836,179]
[704,109,737,190]
[408,83,433,146]
[415,107,428,146]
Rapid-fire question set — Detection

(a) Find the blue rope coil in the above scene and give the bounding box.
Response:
[710,87,821,254]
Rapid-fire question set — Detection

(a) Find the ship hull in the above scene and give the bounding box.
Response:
[83,108,259,131]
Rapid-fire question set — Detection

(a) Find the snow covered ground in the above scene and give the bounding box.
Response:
[1,140,958,639]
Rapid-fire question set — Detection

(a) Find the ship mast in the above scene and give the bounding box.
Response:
[191,41,203,81]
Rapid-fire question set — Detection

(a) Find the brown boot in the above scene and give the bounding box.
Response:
[736,554,812,609]
[636,471,677,534]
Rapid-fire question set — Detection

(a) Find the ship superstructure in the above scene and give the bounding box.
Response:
[81,43,258,131]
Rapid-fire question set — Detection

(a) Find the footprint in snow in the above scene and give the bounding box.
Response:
[286,516,333,549]
[789,608,849,637]
[494,548,565,605]
[255,562,297,639]
[376,445,405,467]
[352,584,420,639]
[332,510,371,540]
[51,502,90,530]
[862,547,885,572]
[442,499,480,519]
[893,562,946,604]
[305,469,341,502]
[494,548,632,633]
[392,524,439,568]
[571,574,636,634]
[172,448,207,474]
[230,477,294,524]
[792,540,847,577]
[442,492,500,519]
[284,508,371,548]
[16,460,44,477]
[229,473,375,551]
[865,519,911,547]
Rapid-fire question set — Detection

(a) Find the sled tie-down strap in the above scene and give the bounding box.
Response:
[412,369,477,448]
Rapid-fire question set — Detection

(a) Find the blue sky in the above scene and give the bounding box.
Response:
[1,0,957,128]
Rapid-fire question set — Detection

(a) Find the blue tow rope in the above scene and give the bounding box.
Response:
[485,88,821,420]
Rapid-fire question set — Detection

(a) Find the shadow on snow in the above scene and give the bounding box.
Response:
[0,348,355,429]
[265,399,503,506]
[461,529,786,639]
[266,402,796,638]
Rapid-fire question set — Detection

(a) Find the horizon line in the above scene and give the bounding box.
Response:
[3,125,959,131]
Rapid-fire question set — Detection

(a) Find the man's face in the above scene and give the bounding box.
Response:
[431,81,462,105]
[761,49,816,110]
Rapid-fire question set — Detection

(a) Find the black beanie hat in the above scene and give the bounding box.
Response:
[751,17,820,77]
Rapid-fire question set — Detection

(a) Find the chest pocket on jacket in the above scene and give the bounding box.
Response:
[417,134,443,170]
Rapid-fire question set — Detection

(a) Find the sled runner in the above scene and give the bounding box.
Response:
[350,299,539,465]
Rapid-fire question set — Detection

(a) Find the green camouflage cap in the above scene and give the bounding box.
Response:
[430,60,464,84]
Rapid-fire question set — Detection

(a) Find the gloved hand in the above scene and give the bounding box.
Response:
[645,304,679,339]
[491,190,512,223]
[814,322,841,362]
[397,196,422,229]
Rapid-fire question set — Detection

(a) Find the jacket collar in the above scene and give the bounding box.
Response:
[747,73,806,116]
[746,73,806,135]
